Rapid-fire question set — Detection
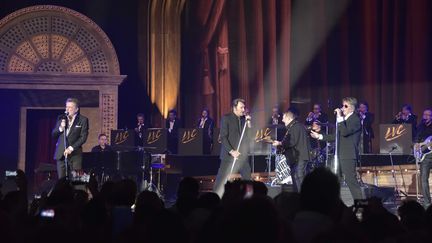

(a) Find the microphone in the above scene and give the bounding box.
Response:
[60,111,68,119]
[245,114,252,127]
[334,107,344,115]
[389,145,398,152]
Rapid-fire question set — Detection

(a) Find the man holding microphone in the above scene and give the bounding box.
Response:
[310,97,363,200]
[213,98,252,197]
[52,98,89,179]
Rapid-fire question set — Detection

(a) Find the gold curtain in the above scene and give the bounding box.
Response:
[148,0,185,118]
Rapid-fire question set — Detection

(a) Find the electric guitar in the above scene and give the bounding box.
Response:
[414,135,432,162]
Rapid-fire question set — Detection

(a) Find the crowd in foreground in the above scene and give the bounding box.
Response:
[1,168,432,243]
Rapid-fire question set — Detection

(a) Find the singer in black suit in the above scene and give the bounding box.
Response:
[165,109,182,154]
[197,108,214,154]
[213,98,252,196]
[311,97,363,200]
[272,108,311,192]
[52,98,89,178]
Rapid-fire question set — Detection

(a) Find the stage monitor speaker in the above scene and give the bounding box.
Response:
[362,184,395,203]
[341,184,396,206]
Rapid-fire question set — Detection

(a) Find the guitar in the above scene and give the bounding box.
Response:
[414,135,432,162]
[262,137,286,154]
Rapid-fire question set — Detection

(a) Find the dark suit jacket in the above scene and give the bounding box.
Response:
[91,145,113,153]
[322,113,361,160]
[220,112,251,161]
[52,114,89,160]
[165,119,182,137]
[280,120,311,163]
[393,114,417,138]
[197,117,214,140]
[361,112,374,139]
[135,123,151,146]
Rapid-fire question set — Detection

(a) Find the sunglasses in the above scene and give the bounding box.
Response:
[342,104,349,108]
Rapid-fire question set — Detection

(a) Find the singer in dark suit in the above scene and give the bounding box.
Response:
[213,98,252,196]
[273,108,311,192]
[311,97,363,200]
[165,109,182,154]
[52,98,89,178]
[197,108,214,154]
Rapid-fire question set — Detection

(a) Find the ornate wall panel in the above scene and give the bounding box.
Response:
[0,5,120,75]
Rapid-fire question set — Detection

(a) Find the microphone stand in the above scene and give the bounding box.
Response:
[63,116,69,180]
[333,114,339,174]
[388,147,406,202]
[227,118,249,182]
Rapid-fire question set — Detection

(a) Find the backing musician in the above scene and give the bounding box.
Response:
[358,102,374,153]
[166,109,182,154]
[393,104,417,139]
[134,113,150,147]
[414,108,432,208]
[272,108,311,192]
[91,133,113,152]
[306,103,328,152]
[305,103,328,126]
[269,105,283,125]
[197,108,214,154]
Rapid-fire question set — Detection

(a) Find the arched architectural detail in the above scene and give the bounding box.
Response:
[0,5,126,171]
[0,5,120,75]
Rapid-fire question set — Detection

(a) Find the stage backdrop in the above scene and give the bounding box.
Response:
[181,0,432,152]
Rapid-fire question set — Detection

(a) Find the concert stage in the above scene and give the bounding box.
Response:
[81,152,426,202]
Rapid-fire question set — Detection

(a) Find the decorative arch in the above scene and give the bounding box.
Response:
[0,5,126,171]
[0,5,120,75]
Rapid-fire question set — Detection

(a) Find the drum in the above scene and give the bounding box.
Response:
[272,154,292,185]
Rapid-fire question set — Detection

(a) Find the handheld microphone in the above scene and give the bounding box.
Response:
[334,107,344,115]
[389,145,398,152]
[245,115,251,121]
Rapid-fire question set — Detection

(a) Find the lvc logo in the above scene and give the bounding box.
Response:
[147,130,162,144]
[385,125,406,141]
[114,131,129,145]
[181,129,198,144]
[255,128,272,142]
